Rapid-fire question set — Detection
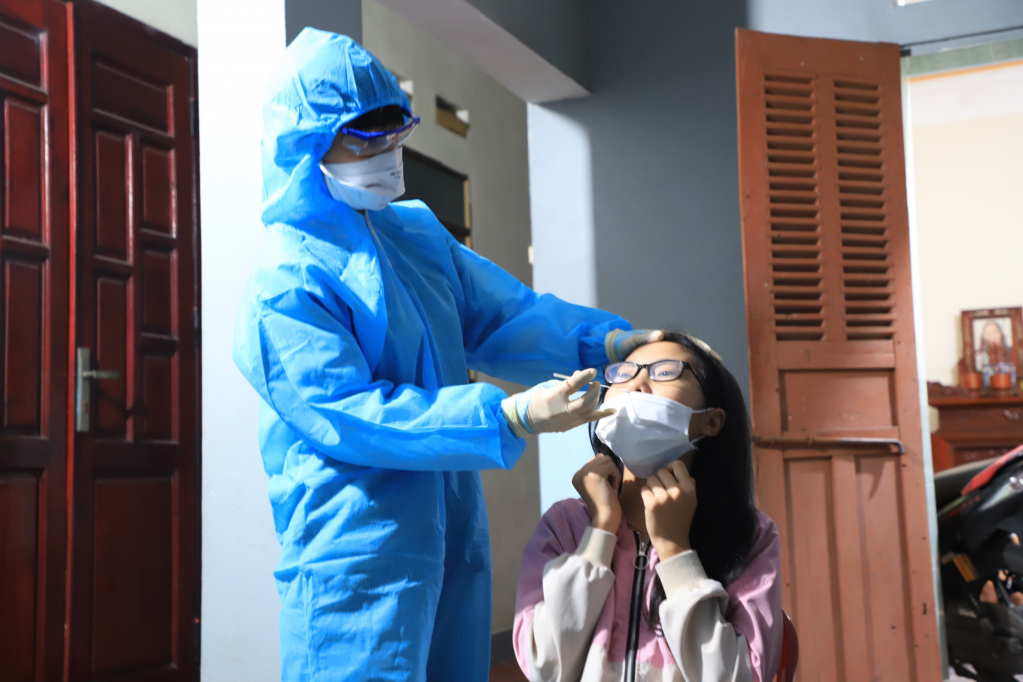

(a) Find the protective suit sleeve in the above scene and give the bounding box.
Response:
[235,285,525,471]
[449,239,630,385]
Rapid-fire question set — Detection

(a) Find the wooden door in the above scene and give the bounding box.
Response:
[735,30,941,682]
[67,2,199,679]
[0,1,71,680]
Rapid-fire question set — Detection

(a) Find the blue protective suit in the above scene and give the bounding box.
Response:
[233,28,631,682]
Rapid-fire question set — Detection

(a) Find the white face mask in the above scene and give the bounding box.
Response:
[321,148,405,211]
[594,392,711,479]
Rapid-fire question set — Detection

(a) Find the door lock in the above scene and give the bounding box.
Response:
[75,347,120,433]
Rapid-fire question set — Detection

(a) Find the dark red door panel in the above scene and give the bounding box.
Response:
[68,2,198,680]
[0,1,70,680]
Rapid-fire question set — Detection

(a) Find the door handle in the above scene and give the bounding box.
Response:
[75,347,120,433]
[83,369,120,380]
[752,435,905,455]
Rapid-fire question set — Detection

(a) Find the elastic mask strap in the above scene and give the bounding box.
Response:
[690,408,713,448]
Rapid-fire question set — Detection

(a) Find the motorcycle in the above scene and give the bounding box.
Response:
[936,444,1023,682]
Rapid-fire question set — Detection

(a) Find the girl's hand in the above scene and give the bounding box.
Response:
[572,455,623,533]
[641,460,697,561]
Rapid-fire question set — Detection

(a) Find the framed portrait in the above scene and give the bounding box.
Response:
[961,307,1023,387]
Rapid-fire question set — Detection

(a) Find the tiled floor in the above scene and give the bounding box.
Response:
[490,661,528,682]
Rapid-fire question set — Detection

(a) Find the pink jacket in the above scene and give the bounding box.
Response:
[513,499,782,682]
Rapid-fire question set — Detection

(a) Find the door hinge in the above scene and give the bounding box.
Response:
[190,98,198,137]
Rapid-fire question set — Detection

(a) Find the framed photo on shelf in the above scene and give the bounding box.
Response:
[961,307,1023,388]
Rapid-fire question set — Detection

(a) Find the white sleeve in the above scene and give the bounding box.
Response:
[656,551,754,682]
[522,527,618,682]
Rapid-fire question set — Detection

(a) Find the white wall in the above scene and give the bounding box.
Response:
[909,61,1023,424]
[94,0,198,46]
[527,105,599,512]
[362,0,539,635]
[196,0,285,679]
[748,0,1023,46]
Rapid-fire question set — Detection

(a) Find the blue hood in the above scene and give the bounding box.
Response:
[261,28,410,225]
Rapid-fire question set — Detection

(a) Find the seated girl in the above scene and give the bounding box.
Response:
[513,332,782,682]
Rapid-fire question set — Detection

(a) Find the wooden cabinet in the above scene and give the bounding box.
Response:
[929,387,1023,472]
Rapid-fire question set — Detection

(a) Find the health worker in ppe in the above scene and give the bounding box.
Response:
[233,28,661,682]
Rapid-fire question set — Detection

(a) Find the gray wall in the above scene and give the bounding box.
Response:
[532,0,752,387]
[464,0,589,87]
[527,0,1023,511]
[748,0,1023,46]
[286,0,361,44]
[587,0,750,373]
[529,0,751,510]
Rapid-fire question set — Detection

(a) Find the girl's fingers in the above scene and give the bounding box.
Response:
[656,467,679,491]
[593,457,621,486]
[640,486,655,507]
[580,454,610,477]
[669,460,692,483]
[646,476,669,503]
[592,458,618,478]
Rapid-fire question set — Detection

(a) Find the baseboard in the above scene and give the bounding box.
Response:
[491,628,515,665]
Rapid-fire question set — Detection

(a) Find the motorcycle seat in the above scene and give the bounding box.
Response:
[962,445,1023,496]
[935,457,1000,509]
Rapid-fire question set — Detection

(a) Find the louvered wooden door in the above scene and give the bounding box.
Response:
[736,30,941,682]
[66,2,199,680]
[0,1,71,680]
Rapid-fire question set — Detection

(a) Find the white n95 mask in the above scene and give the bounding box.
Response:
[321,147,405,211]
[594,392,710,479]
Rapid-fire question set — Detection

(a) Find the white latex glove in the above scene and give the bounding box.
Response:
[605,329,665,363]
[501,369,615,438]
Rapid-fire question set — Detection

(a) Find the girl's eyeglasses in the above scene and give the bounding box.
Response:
[603,360,706,393]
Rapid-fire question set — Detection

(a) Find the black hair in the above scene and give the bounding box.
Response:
[345,105,407,132]
[589,331,757,627]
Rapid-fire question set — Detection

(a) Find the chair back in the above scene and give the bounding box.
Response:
[775,610,798,682]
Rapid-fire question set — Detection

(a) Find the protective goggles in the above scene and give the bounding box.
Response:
[337,110,420,157]
[604,360,706,393]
